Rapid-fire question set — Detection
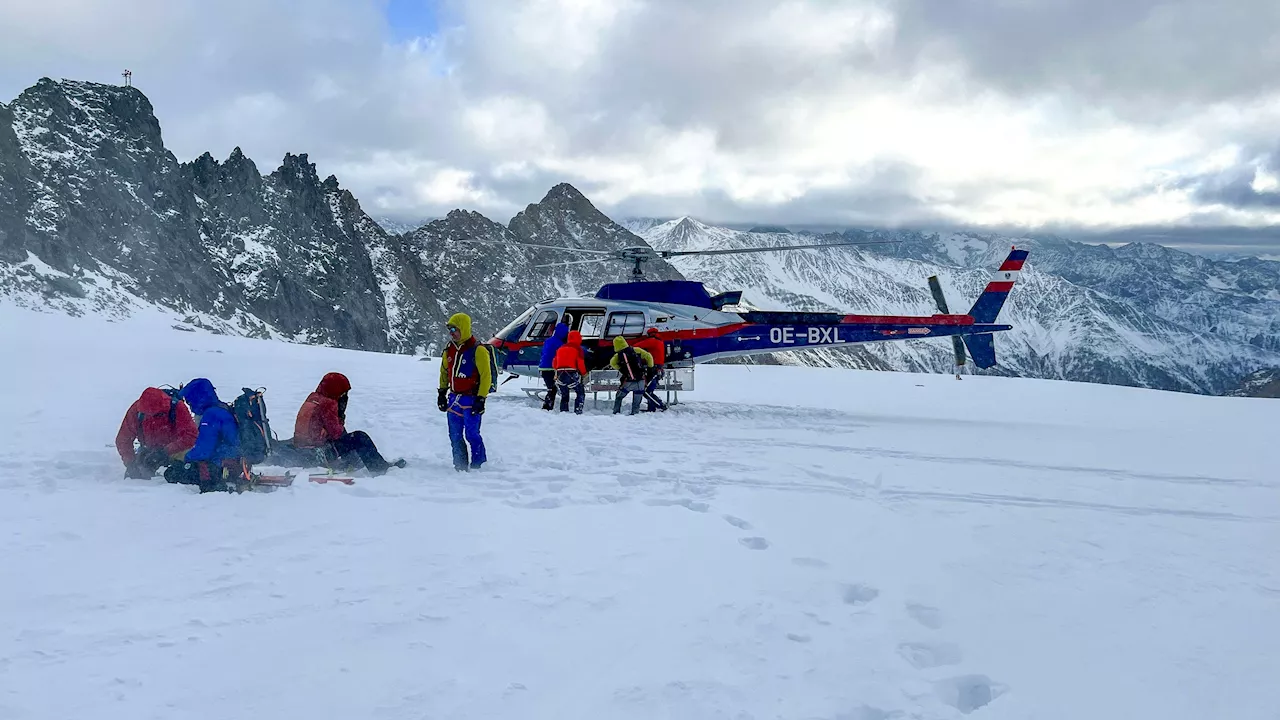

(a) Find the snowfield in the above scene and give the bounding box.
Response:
[2,306,1278,720]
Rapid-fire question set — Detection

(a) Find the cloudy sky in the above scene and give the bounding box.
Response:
[3,0,1280,252]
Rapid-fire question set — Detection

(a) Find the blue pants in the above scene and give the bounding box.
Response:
[447,393,486,470]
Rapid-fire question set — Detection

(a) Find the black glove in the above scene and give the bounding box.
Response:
[437,388,448,412]
[124,463,151,480]
[472,396,486,415]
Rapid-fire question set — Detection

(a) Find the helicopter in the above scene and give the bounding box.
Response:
[485,237,1030,380]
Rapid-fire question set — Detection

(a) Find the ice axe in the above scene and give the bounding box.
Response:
[927,275,967,379]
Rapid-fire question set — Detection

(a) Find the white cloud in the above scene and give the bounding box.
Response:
[2,0,1279,245]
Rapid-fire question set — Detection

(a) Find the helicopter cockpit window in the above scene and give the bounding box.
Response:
[525,309,561,340]
[604,311,647,337]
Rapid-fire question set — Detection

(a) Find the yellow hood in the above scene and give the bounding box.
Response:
[612,335,629,351]
[448,312,473,342]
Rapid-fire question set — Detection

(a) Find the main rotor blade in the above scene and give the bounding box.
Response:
[454,238,617,256]
[951,336,967,367]
[660,239,900,258]
[532,258,616,268]
[926,275,951,314]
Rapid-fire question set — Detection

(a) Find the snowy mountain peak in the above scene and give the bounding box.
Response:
[540,182,589,204]
[669,216,711,244]
[276,152,320,183]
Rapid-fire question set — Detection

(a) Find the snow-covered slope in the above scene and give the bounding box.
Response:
[636,218,1280,394]
[2,306,1277,720]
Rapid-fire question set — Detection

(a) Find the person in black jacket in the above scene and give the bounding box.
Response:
[609,336,653,415]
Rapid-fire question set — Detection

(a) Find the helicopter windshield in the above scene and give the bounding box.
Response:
[496,306,536,341]
[524,309,561,340]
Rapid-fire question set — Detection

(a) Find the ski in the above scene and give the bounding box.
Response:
[253,473,296,487]
[308,475,355,485]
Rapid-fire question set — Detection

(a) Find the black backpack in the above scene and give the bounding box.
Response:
[617,347,644,383]
[229,387,273,464]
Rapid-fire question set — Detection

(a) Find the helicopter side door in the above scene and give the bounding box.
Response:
[560,307,607,369]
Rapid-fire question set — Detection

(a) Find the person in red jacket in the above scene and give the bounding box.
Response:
[291,372,405,475]
[115,387,198,479]
[630,328,668,412]
[552,330,588,414]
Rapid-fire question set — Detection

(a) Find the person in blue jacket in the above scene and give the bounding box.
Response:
[538,319,569,411]
[163,378,244,493]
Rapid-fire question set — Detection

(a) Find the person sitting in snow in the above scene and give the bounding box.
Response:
[609,335,653,415]
[163,378,245,493]
[552,330,588,414]
[289,371,404,476]
[115,387,198,479]
[538,318,570,411]
[437,312,491,471]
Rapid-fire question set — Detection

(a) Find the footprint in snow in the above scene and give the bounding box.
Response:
[934,674,1007,714]
[722,515,752,530]
[738,537,770,550]
[904,602,943,629]
[841,584,879,606]
[835,706,906,720]
[896,641,962,669]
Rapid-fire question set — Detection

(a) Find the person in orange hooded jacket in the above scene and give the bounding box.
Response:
[551,330,588,413]
[292,372,404,475]
[115,387,198,479]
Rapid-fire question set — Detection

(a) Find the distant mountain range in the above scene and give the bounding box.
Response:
[625,218,1280,394]
[2,77,1277,395]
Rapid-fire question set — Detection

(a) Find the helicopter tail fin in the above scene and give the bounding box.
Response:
[961,333,997,369]
[967,247,1029,324]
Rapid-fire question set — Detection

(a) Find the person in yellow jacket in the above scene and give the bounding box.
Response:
[609,335,653,415]
[438,313,492,471]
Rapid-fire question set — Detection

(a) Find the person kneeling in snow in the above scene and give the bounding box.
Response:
[163,378,245,493]
[438,312,491,471]
[115,387,198,479]
[291,372,404,476]
[552,330,587,414]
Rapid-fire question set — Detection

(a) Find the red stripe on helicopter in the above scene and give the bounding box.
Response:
[998,258,1026,272]
[588,323,751,346]
[984,281,1015,293]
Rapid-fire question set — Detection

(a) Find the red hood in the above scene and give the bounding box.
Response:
[316,372,351,399]
[566,330,583,346]
[136,387,174,415]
